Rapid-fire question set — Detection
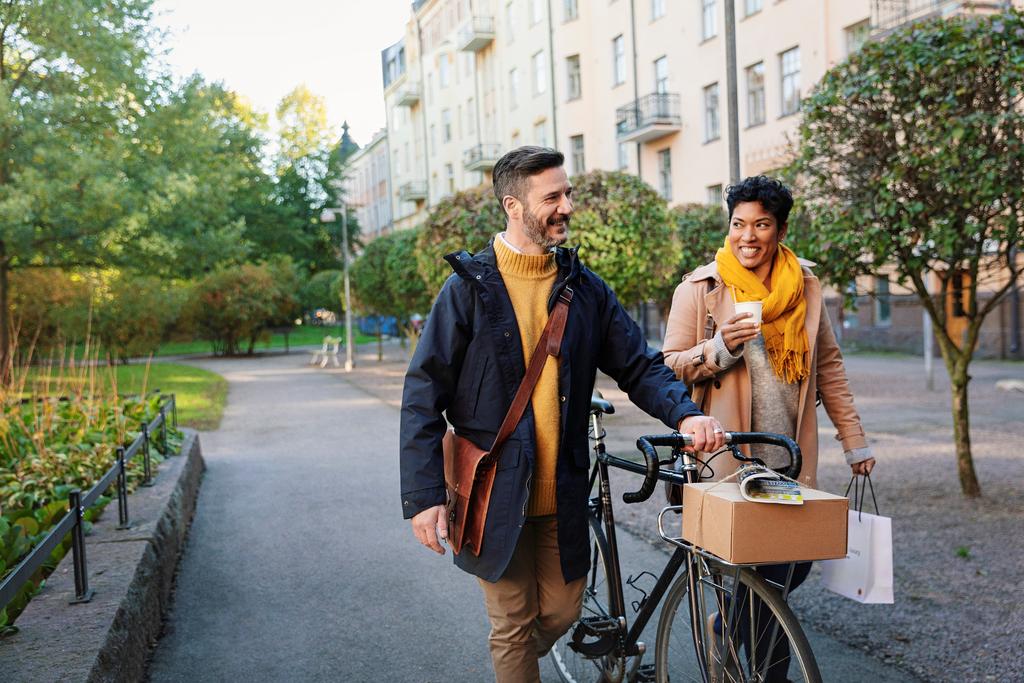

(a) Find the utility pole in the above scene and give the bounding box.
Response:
[724,0,741,184]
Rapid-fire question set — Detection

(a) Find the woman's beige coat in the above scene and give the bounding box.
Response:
[662,260,868,488]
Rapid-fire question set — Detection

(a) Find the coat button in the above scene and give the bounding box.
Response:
[504,331,511,338]
[475,275,482,280]
[714,380,722,389]
[455,255,461,260]
[560,395,566,402]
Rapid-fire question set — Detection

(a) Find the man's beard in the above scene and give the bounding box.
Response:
[523,207,570,250]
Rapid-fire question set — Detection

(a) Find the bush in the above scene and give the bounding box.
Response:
[417,186,503,296]
[672,203,727,281]
[299,269,342,316]
[9,269,92,352]
[182,261,300,356]
[92,274,186,363]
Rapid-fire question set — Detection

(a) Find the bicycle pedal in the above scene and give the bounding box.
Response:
[631,664,656,683]
[569,616,623,657]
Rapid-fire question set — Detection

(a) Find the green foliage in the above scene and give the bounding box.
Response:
[299,270,343,314]
[8,269,93,349]
[417,187,504,296]
[92,275,186,363]
[570,170,678,307]
[352,229,432,343]
[672,203,728,282]
[182,262,300,356]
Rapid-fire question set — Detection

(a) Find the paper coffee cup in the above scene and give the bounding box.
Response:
[734,301,763,327]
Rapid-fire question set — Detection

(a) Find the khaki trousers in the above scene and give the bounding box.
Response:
[477,517,586,683]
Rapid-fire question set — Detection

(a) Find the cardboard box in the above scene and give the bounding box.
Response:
[681,483,848,564]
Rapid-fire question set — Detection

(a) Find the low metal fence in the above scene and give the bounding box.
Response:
[0,393,178,609]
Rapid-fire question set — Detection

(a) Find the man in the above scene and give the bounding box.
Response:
[400,146,724,682]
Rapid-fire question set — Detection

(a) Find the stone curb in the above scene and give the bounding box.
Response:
[0,429,205,682]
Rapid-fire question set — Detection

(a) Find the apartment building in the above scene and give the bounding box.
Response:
[377,0,1020,224]
[342,127,392,239]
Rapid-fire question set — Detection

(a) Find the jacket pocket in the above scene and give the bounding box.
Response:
[471,356,490,417]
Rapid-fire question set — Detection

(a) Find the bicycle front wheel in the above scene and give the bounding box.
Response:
[654,561,821,683]
[550,517,625,683]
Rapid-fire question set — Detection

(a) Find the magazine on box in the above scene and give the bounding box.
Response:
[737,464,804,505]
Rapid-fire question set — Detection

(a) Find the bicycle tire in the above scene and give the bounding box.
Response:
[550,516,625,683]
[654,562,821,683]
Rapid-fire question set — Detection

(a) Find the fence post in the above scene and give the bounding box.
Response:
[160,404,169,455]
[141,423,153,487]
[171,394,178,429]
[116,446,130,529]
[69,490,94,604]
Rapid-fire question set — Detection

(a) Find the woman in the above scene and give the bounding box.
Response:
[663,175,875,682]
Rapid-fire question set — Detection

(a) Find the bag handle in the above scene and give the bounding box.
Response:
[844,473,880,521]
[487,286,574,462]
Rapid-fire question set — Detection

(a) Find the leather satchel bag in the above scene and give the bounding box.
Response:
[443,286,573,556]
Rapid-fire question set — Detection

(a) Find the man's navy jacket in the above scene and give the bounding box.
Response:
[400,241,701,583]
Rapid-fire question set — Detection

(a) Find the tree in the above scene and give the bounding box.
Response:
[353,228,432,350]
[790,10,1024,497]
[570,170,677,308]
[416,186,503,295]
[0,0,158,377]
[671,203,728,286]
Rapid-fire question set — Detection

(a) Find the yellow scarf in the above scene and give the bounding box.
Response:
[715,238,809,383]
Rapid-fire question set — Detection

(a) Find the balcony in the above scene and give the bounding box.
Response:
[396,82,421,107]
[615,93,682,144]
[870,0,1003,35]
[464,143,502,172]
[398,181,428,202]
[458,16,496,52]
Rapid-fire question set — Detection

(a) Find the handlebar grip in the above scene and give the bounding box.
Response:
[623,437,662,503]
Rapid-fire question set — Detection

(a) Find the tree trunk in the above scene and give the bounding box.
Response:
[949,364,982,498]
[0,247,10,386]
[376,318,382,362]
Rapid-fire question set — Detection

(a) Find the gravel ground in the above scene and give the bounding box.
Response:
[339,339,1024,683]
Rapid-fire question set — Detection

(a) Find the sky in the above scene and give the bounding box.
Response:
[152,0,411,148]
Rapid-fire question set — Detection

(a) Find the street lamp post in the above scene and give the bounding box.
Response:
[724,0,741,185]
[321,205,355,372]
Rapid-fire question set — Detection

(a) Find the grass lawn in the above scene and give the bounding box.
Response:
[27,363,228,431]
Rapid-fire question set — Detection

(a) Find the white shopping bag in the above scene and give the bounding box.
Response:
[819,476,894,604]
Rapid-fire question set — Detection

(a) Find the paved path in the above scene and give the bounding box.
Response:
[148,350,917,682]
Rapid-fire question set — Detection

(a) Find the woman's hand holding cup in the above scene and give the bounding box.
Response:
[721,311,761,353]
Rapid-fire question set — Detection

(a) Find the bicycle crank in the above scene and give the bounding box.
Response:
[569,615,626,657]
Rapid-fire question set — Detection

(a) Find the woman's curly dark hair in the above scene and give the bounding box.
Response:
[725,175,794,226]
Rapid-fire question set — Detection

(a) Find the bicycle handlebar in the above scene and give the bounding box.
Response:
[622,432,802,504]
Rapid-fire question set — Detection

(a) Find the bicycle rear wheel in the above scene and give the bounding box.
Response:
[654,561,821,683]
[550,517,625,683]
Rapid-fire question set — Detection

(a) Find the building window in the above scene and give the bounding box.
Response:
[652,0,665,20]
[874,276,891,326]
[746,62,765,127]
[439,53,450,88]
[612,35,626,86]
[702,0,717,41]
[845,19,870,56]
[509,67,520,109]
[566,54,582,100]
[511,130,521,148]
[506,2,515,43]
[445,163,455,195]
[534,121,548,147]
[703,82,720,142]
[707,184,723,207]
[564,0,578,21]
[532,50,547,95]
[654,56,669,94]
[531,0,544,25]
[658,148,672,200]
[617,142,629,170]
[571,134,585,174]
[744,0,762,17]
[430,123,436,152]
[467,97,475,134]
[442,109,452,142]
[780,46,801,116]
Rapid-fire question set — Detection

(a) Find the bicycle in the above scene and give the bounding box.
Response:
[549,396,823,683]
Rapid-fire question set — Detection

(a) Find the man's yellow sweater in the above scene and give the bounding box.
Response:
[493,235,560,517]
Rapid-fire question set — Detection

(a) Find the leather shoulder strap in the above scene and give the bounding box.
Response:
[488,286,573,459]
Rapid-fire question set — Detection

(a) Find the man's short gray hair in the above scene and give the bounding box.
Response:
[492,146,565,218]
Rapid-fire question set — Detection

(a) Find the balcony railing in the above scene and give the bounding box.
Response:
[615,93,682,144]
[398,180,428,202]
[396,82,421,107]
[870,0,1003,34]
[464,143,502,171]
[458,16,496,52]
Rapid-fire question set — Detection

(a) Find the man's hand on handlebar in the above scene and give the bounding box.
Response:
[677,415,726,453]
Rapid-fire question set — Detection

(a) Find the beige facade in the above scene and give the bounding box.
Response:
[379,0,1022,229]
[343,128,392,240]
